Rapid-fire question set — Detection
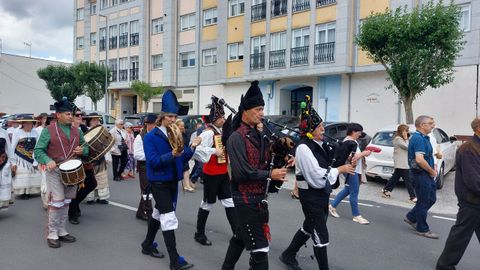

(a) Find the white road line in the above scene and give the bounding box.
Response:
[433,215,456,222]
[108,201,137,212]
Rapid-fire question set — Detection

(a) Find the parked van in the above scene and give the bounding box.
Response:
[85,111,117,130]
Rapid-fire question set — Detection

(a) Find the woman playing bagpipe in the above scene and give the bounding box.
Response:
[279,96,354,270]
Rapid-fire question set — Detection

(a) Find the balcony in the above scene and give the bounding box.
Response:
[251,2,266,22]
[269,49,286,69]
[316,0,336,8]
[130,68,139,81]
[99,38,106,51]
[250,52,265,70]
[271,0,287,17]
[290,46,309,66]
[293,0,310,12]
[119,34,128,48]
[314,42,335,63]
[109,37,117,49]
[130,33,139,46]
[119,70,128,81]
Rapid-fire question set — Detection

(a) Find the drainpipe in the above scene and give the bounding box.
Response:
[347,74,352,122]
[477,64,479,117]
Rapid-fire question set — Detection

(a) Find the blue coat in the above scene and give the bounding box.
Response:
[144,127,194,182]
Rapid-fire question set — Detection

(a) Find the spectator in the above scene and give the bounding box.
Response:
[110,119,128,181]
[189,122,205,186]
[177,119,194,192]
[124,122,136,179]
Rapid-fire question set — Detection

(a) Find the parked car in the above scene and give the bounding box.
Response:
[84,111,116,131]
[124,113,148,136]
[1,114,34,130]
[365,125,458,189]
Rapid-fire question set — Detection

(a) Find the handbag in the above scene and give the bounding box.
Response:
[117,130,128,153]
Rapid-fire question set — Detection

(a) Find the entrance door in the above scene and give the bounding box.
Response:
[291,87,312,116]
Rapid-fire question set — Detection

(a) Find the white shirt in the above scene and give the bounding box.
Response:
[133,134,145,161]
[192,125,221,163]
[295,140,339,189]
[0,128,14,162]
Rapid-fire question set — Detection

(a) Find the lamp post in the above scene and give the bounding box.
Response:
[99,14,109,113]
[23,42,31,57]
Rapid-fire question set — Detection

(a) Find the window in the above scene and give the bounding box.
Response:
[130,20,139,46]
[109,59,118,82]
[228,0,245,17]
[152,54,163,69]
[109,25,118,49]
[119,57,128,81]
[130,56,139,80]
[76,37,84,49]
[119,23,128,47]
[271,0,287,17]
[76,8,84,20]
[270,31,286,51]
[90,32,97,46]
[100,0,108,9]
[292,27,309,47]
[316,22,335,44]
[203,48,217,66]
[180,13,196,31]
[292,0,310,12]
[251,36,266,54]
[180,51,196,68]
[458,4,471,31]
[112,0,118,6]
[227,42,244,61]
[90,4,96,15]
[99,27,106,51]
[251,0,267,21]
[203,8,218,26]
[152,18,164,34]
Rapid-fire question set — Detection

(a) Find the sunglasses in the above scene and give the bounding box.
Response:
[75,114,83,117]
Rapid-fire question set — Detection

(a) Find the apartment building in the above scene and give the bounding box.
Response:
[74,0,478,135]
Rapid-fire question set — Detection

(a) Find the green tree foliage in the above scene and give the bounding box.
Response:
[73,62,110,110]
[131,80,164,112]
[355,1,464,123]
[37,65,82,102]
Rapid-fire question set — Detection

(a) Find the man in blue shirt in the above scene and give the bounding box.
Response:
[404,115,439,239]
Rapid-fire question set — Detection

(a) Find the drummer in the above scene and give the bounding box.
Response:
[34,97,89,248]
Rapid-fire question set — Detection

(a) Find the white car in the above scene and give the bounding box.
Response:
[365,125,458,189]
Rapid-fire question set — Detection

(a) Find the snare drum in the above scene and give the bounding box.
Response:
[59,159,85,186]
[84,125,115,162]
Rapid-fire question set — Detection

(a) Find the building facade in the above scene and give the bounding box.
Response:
[73,0,478,135]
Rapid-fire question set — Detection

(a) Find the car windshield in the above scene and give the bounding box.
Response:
[124,117,142,125]
[371,131,395,147]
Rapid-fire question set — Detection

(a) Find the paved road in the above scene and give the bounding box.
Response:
[0,169,478,270]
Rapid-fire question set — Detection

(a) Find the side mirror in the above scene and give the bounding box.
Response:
[449,136,457,143]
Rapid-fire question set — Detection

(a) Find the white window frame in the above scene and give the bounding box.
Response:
[458,4,471,31]
[99,27,106,39]
[270,31,286,51]
[180,51,196,68]
[119,23,128,35]
[180,13,196,31]
[130,20,139,34]
[292,27,310,48]
[90,32,97,46]
[76,8,84,21]
[90,4,96,15]
[76,37,84,49]
[252,0,266,5]
[109,25,117,38]
[203,8,218,26]
[152,54,163,70]
[227,42,244,61]
[251,35,266,54]
[228,0,245,17]
[119,57,128,70]
[315,22,336,44]
[152,17,164,34]
[112,0,118,6]
[202,48,217,66]
[100,0,108,9]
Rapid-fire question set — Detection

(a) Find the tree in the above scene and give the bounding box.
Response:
[73,62,110,110]
[37,65,82,102]
[355,1,464,123]
[131,80,164,112]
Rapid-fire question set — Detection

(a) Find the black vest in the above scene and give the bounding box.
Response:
[296,138,335,191]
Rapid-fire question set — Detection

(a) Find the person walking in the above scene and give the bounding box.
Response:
[381,124,417,203]
[403,115,439,239]
[436,118,480,269]
[110,119,128,181]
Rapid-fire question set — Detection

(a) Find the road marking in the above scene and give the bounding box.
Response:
[108,201,137,212]
[433,215,456,222]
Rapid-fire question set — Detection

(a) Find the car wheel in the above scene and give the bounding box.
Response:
[436,164,445,190]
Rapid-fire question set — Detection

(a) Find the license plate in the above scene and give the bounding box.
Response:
[382,166,394,174]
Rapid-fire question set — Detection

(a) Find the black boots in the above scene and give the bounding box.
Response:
[194,208,212,246]
[313,246,329,270]
[225,207,237,235]
[221,236,245,270]
[249,252,268,270]
[279,229,310,270]
[141,217,164,258]
[163,230,194,270]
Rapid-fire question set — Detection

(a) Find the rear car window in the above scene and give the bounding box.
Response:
[371,131,394,147]
[124,117,142,126]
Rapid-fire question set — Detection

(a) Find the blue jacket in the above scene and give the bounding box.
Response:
[144,127,194,182]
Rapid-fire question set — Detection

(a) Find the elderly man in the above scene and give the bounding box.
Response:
[404,115,438,239]
[110,119,128,181]
[436,118,480,269]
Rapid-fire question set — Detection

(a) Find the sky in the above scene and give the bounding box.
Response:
[0,0,73,62]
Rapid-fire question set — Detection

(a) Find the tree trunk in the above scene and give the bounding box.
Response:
[144,101,149,113]
[94,102,97,111]
[402,97,414,124]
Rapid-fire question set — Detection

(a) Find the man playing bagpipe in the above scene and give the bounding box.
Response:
[279,96,354,270]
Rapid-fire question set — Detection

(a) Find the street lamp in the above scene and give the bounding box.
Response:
[23,42,31,57]
[99,14,109,113]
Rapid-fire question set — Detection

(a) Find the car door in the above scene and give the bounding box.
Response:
[435,128,455,172]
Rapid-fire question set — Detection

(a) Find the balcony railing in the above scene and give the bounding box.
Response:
[271,0,287,17]
[251,2,267,22]
[99,38,106,51]
[250,52,265,70]
[316,0,336,8]
[293,0,310,12]
[130,33,139,46]
[119,70,128,81]
[119,34,128,48]
[109,37,117,49]
[290,46,309,66]
[269,49,286,69]
[314,42,335,63]
[130,68,139,81]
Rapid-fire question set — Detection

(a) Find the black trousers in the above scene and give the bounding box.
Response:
[384,168,416,198]
[136,161,152,218]
[68,168,97,218]
[436,206,480,270]
[112,152,128,178]
[299,188,330,247]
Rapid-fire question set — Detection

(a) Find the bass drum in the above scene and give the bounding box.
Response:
[84,125,115,162]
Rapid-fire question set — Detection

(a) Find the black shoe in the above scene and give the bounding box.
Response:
[279,253,302,270]
[47,239,61,248]
[113,176,121,181]
[194,233,212,246]
[136,214,149,221]
[86,200,95,205]
[69,216,80,225]
[96,199,109,204]
[170,257,194,270]
[19,194,31,200]
[59,234,77,243]
[141,245,165,259]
